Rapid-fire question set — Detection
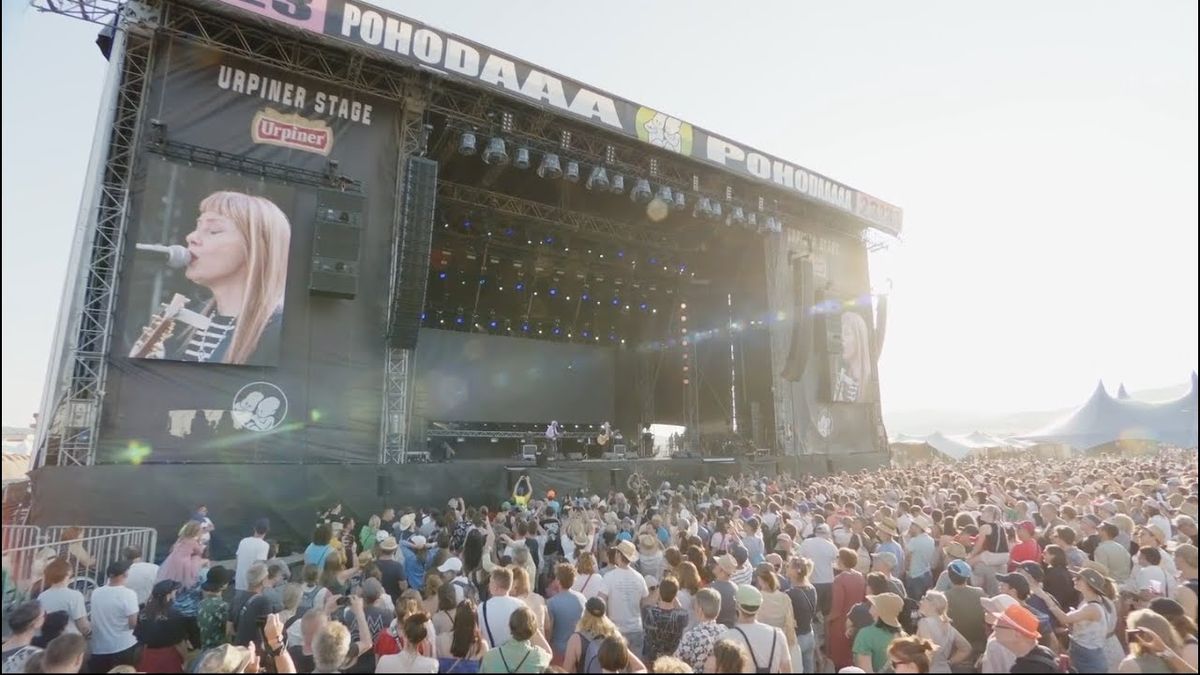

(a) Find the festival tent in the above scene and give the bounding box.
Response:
[1020,375,1199,450]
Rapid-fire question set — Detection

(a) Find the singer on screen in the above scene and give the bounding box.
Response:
[832,311,872,403]
[132,191,291,366]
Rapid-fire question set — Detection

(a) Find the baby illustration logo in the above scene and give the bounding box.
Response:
[635,107,693,156]
[231,381,288,432]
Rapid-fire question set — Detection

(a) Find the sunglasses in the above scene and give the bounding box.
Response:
[890,660,912,669]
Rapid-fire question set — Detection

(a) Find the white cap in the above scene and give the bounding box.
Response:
[438,557,463,573]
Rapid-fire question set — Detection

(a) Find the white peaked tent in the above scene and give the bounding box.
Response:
[1020,374,1199,450]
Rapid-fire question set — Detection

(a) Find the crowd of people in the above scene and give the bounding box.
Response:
[2,451,1197,674]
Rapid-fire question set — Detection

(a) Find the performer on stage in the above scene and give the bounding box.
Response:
[545,421,563,457]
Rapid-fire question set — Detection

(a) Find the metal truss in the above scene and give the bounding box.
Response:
[437,181,696,254]
[32,0,123,24]
[380,96,431,465]
[148,138,363,191]
[38,7,157,467]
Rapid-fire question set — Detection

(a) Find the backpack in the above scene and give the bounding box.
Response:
[577,632,605,674]
[453,579,479,604]
[296,585,322,619]
[900,596,920,635]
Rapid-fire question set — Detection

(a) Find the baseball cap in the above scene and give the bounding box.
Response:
[947,559,972,579]
[731,544,749,566]
[992,603,1040,639]
[980,593,1019,614]
[871,551,898,569]
[1017,520,1036,534]
[815,523,831,535]
[437,557,463,574]
[1017,561,1045,583]
[585,597,606,617]
[735,584,763,610]
[996,573,1030,596]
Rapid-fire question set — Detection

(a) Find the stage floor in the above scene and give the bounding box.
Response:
[26,451,887,559]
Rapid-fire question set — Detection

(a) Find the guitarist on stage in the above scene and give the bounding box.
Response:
[545,421,564,457]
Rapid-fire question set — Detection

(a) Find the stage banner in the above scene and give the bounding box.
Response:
[98,38,399,464]
[197,0,902,236]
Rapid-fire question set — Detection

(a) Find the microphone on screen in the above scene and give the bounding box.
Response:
[135,243,192,268]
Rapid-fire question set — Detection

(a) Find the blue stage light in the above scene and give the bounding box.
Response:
[549,287,558,296]
[438,271,448,280]
[611,297,620,306]
[515,282,525,291]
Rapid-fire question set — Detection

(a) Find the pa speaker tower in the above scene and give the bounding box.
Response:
[309,190,366,299]
[388,157,438,348]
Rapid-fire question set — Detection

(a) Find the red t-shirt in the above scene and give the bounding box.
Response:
[1008,538,1042,571]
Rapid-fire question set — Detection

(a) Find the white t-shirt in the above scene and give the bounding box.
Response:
[36,587,88,634]
[376,650,439,673]
[604,566,648,633]
[235,536,271,591]
[126,561,160,606]
[89,584,139,655]
[719,622,790,673]
[477,595,528,648]
[796,536,839,585]
[571,573,609,600]
[1149,515,1174,542]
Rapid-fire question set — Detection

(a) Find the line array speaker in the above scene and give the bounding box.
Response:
[387,157,438,348]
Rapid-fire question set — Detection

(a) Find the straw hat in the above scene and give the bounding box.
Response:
[867,593,903,628]
[614,540,638,563]
[399,513,416,531]
[942,541,968,560]
[877,517,899,538]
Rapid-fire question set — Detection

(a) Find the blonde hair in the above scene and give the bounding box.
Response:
[651,656,693,673]
[1128,609,1183,656]
[576,608,620,639]
[197,191,291,365]
[840,311,872,400]
[922,590,950,621]
[313,622,351,671]
[179,521,203,540]
[510,565,532,597]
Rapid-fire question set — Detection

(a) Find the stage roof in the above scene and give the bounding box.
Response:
[198,0,902,236]
[1019,375,1199,450]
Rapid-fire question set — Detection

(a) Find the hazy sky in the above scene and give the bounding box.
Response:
[2,1,1196,426]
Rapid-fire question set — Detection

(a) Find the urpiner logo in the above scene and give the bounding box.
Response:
[251,109,333,156]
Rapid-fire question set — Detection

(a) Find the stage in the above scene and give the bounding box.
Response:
[26,452,887,559]
[25,0,899,553]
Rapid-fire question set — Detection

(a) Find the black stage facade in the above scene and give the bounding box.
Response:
[26,0,902,542]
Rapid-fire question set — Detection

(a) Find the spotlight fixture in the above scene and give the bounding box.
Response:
[610,173,626,194]
[458,130,478,156]
[672,190,686,211]
[747,212,759,229]
[481,136,508,165]
[513,146,531,170]
[630,178,653,203]
[730,205,746,226]
[586,165,609,191]
[708,201,723,221]
[537,153,563,179]
[564,160,581,183]
[656,185,673,203]
[694,196,713,219]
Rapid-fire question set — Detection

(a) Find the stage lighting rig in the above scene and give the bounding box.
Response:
[586,165,610,191]
[458,129,478,156]
[513,146,531,170]
[610,173,626,194]
[564,160,581,183]
[482,136,509,165]
[537,153,563,179]
[630,178,653,203]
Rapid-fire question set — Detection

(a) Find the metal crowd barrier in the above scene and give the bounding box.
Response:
[2,525,157,612]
